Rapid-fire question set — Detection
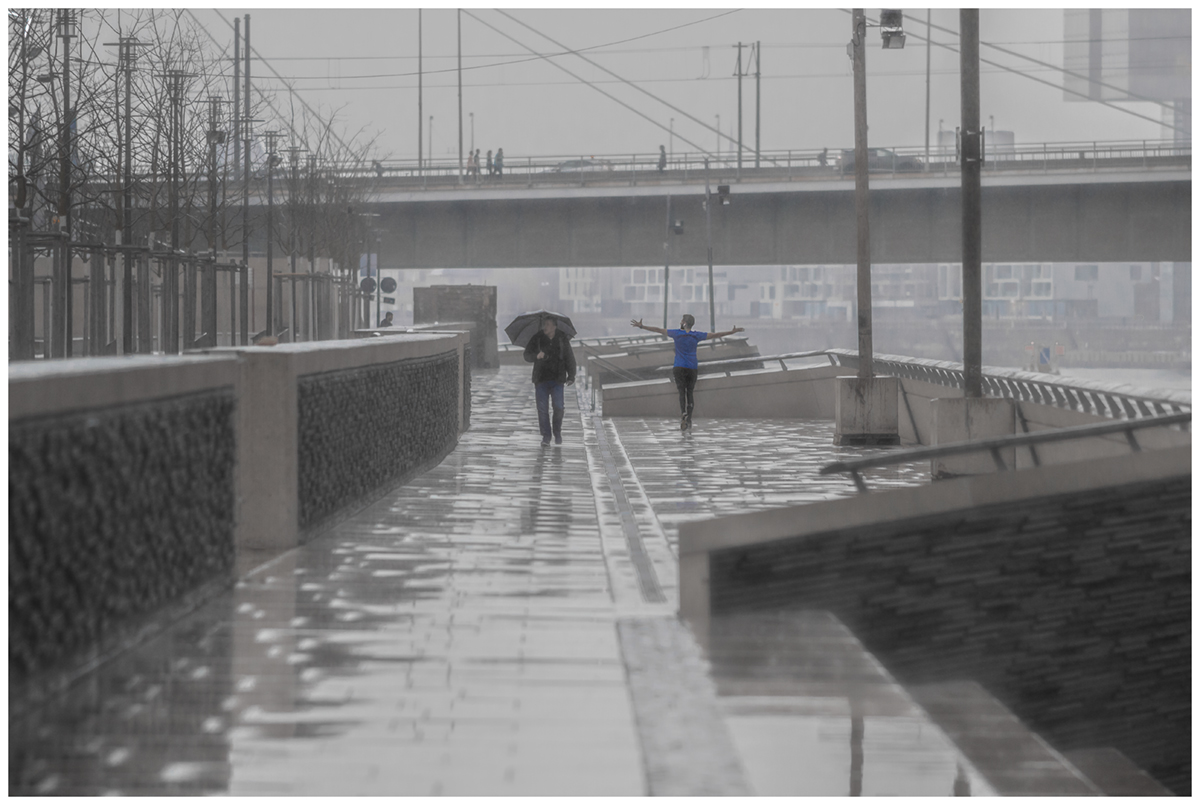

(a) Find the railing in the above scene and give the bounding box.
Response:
[828,349,1191,420]
[652,348,833,375]
[821,411,1190,493]
[352,138,1189,189]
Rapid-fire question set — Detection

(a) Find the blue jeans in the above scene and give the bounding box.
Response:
[535,381,565,440]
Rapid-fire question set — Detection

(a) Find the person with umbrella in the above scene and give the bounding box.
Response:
[630,313,744,431]
[520,314,576,446]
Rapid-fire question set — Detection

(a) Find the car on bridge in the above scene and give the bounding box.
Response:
[547,158,615,173]
[838,147,923,174]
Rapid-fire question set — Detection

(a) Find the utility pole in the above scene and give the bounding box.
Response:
[307,154,318,340]
[233,17,241,346]
[457,9,464,184]
[165,69,190,355]
[851,8,872,381]
[286,145,304,343]
[241,14,251,344]
[418,10,423,173]
[704,159,715,332]
[960,9,983,398]
[56,10,74,358]
[735,42,744,171]
[662,196,671,330]
[205,95,222,348]
[755,41,761,169]
[924,9,932,170]
[265,130,282,338]
[114,36,144,354]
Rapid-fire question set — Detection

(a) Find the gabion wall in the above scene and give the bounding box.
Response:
[462,345,472,430]
[710,474,1192,794]
[297,350,460,532]
[9,390,237,680]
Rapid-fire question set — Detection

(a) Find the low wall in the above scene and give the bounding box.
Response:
[9,356,240,686]
[679,446,1191,794]
[588,337,758,383]
[9,332,468,690]
[602,363,854,418]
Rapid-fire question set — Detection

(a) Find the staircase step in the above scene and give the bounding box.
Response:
[1063,748,1173,796]
[909,680,1100,796]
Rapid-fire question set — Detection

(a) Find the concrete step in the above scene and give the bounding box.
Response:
[1063,747,1174,797]
[909,680,1101,796]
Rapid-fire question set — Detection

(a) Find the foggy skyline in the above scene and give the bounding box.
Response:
[185,7,1183,164]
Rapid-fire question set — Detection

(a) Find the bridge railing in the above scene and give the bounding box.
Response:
[827,349,1191,420]
[359,138,1190,187]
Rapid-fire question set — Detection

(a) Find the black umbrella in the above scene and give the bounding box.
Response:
[504,310,577,347]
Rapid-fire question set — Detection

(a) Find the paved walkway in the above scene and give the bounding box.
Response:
[11,366,943,796]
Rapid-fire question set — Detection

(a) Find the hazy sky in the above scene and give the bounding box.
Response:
[188,6,1178,163]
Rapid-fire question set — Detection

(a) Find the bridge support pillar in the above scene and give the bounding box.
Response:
[833,376,900,446]
[931,397,1015,479]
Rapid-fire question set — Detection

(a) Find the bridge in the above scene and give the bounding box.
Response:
[323,140,1191,267]
[8,329,1191,795]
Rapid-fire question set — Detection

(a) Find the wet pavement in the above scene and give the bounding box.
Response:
[11,366,969,796]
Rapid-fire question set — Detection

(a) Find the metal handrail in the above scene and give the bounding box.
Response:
[828,349,1190,420]
[652,348,835,374]
[821,411,1190,493]
[583,352,643,383]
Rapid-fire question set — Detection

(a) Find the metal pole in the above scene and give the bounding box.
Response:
[755,41,761,169]
[924,10,932,170]
[418,9,423,173]
[205,96,220,348]
[265,131,277,336]
[960,9,983,398]
[375,235,382,327]
[662,195,671,329]
[705,160,715,332]
[852,9,873,381]
[241,14,250,345]
[457,9,463,183]
[736,42,744,172]
[57,11,74,358]
[122,38,136,353]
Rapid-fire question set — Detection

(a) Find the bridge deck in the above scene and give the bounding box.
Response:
[11,368,971,795]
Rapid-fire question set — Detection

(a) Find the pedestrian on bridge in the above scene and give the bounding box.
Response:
[630,314,744,431]
[494,148,504,176]
[524,315,576,446]
[486,149,494,176]
[658,145,667,172]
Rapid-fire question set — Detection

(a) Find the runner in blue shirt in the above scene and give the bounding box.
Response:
[630,313,744,431]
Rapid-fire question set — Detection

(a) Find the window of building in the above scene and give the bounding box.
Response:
[1001,282,1019,297]
[784,283,800,297]
[624,286,638,301]
[633,269,646,284]
[769,285,776,299]
[799,267,810,281]
[647,285,660,300]
[995,265,1013,279]
[1031,281,1052,297]
[683,286,694,300]
[1075,265,1099,282]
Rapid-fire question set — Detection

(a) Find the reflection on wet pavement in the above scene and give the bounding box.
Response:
[10,367,936,796]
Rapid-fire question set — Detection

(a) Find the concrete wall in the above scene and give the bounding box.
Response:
[367,177,1189,268]
[679,446,1191,794]
[588,336,758,383]
[601,363,854,419]
[9,332,468,687]
[9,356,240,684]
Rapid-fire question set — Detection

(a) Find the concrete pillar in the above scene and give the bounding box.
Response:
[930,397,1015,479]
[833,376,900,446]
[235,349,299,554]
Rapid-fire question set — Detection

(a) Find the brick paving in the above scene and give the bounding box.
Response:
[10,366,945,796]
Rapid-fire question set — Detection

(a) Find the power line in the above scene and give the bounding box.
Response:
[865,11,1184,134]
[462,10,713,155]
[494,9,737,148]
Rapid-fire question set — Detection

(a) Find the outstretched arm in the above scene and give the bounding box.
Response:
[706,325,745,340]
[630,318,669,337]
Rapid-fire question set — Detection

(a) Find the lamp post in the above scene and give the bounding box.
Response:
[669,117,674,161]
[470,112,475,154]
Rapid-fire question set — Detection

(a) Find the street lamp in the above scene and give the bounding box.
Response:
[469,112,474,153]
[669,117,674,160]
[880,9,906,49]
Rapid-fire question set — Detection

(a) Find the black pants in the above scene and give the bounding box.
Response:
[673,367,698,417]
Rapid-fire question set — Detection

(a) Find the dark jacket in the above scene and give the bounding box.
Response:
[523,330,576,384]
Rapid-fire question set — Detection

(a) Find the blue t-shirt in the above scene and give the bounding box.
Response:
[667,329,708,369]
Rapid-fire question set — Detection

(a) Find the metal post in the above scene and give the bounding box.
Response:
[204,96,220,348]
[960,9,983,398]
[735,42,744,172]
[457,9,463,183]
[924,10,932,170]
[755,41,761,169]
[418,10,423,173]
[57,11,74,358]
[265,130,280,336]
[662,195,671,329]
[122,38,138,353]
[137,248,150,352]
[240,15,251,345]
[704,159,715,332]
[375,235,382,328]
[852,9,873,381]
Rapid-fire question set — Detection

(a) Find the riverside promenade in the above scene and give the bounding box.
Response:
[12,367,971,796]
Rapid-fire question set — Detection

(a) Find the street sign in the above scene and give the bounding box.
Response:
[380,277,397,294]
[360,277,376,293]
[383,296,395,304]
[1039,347,1051,364]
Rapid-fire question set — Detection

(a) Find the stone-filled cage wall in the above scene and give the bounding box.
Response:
[9,390,237,681]
[296,351,460,533]
[708,475,1191,794]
